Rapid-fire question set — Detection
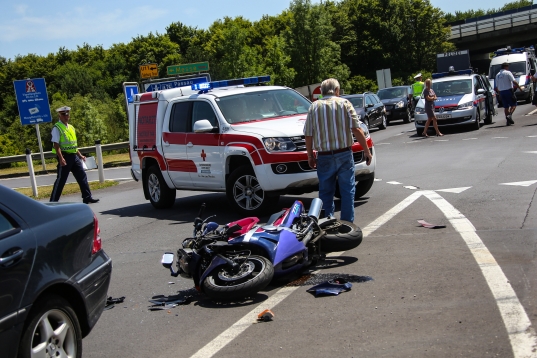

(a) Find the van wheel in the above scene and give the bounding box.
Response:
[227,166,279,215]
[146,165,176,209]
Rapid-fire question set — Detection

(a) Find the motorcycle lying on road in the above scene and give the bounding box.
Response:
[161,198,363,300]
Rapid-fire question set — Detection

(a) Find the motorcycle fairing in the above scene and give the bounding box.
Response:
[272,200,304,227]
[198,255,229,291]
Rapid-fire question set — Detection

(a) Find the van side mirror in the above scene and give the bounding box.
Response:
[193,119,217,133]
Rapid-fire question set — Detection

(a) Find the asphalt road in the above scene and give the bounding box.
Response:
[11,103,537,357]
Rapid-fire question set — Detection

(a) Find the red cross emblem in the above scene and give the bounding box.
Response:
[201,149,206,161]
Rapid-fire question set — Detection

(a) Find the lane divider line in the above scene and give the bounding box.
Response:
[422,190,537,358]
[189,191,424,358]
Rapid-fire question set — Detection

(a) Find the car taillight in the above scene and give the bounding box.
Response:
[92,213,102,255]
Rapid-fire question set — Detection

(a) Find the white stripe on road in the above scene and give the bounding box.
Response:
[189,191,423,358]
[462,138,478,140]
[422,190,537,358]
[492,137,508,139]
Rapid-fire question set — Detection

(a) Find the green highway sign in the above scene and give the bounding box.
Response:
[167,62,210,75]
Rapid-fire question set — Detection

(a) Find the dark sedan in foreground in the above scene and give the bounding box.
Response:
[0,185,112,358]
[377,86,414,124]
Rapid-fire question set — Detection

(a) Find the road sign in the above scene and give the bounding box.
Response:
[144,75,210,92]
[124,84,139,103]
[140,63,158,79]
[167,62,209,76]
[312,86,322,101]
[13,78,52,125]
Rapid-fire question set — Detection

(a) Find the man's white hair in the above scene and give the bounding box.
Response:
[321,78,340,96]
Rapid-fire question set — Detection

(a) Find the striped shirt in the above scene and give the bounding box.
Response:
[303,96,361,152]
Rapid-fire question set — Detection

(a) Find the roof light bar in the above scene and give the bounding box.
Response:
[432,69,472,79]
[191,75,271,91]
[493,45,534,57]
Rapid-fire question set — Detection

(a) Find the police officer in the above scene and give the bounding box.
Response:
[50,106,99,204]
[412,73,424,109]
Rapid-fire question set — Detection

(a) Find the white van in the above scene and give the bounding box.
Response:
[489,46,536,104]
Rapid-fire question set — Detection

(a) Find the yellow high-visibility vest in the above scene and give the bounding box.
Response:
[52,122,78,154]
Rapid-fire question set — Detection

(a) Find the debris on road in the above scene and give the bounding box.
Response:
[257,309,275,322]
[307,277,352,296]
[148,295,192,311]
[104,296,125,310]
[417,219,446,229]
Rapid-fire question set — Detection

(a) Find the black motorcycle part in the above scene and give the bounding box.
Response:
[177,248,193,276]
[321,220,363,252]
[202,255,274,300]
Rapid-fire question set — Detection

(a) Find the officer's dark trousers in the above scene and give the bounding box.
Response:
[50,153,91,202]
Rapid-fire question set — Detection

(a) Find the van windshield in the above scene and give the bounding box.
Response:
[489,61,526,79]
[216,89,311,124]
[432,79,472,96]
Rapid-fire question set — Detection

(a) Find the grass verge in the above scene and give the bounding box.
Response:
[15,180,119,200]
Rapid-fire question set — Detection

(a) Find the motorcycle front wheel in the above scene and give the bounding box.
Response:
[202,255,274,300]
[321,220,363,253]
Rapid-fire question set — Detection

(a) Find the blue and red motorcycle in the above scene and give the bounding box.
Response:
[161,198,362,300]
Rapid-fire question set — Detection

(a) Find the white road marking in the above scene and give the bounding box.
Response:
[522,151,537,154]
[395,133,405,136]
[189,191,424,358]
[527,135,537,138]
[462,138,478,141]
[527,108,537,115]
[435,186,472,193]
[499,180,537,187]
[434,139,448,142]
[376,143,391,145]
[374,178,382,181]
[422,191,537,358]
[492,137,508,139]
[403,185,419,190]
[386,181,402,185]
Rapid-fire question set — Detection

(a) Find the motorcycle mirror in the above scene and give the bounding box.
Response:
[161,252,175,268]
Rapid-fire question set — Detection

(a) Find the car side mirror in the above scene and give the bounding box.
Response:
[477,89,486,95]
[366,103,374,108]
[194,119,217,133]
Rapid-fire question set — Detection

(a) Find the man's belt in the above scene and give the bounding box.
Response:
[317,147,351,156]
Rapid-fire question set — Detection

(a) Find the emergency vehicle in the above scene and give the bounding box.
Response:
[124,76,376,215]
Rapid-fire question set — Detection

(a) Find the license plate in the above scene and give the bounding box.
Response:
[436,114,452,119]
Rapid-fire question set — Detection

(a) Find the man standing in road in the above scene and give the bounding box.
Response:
[494,62,520,125]
[50,106,99,204]
[412,73,424,109]
[304,78,372,223]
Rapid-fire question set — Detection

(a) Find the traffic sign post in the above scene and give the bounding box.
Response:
[143,75,211,92]
[13,78,52,171]
[140,63,158,79]
[167,62,209,76]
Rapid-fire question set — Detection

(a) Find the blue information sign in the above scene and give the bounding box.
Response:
[13,78,52,125]
[124,84,139,103]
[144,75,210,92]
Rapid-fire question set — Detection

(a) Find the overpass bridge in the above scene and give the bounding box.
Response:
[448,5,537,71]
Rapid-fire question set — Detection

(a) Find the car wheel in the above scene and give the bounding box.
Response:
[378,114,387,130]
[473,108,481,131]
[146,165,176,209]
[227,165,279,215]
[19,295,83,358]
[403,108,411,123]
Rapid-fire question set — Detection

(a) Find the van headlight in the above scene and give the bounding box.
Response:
[263,137,296,152]
[457,101,473,110]
[395,100,405,109]
[415,107,425,114]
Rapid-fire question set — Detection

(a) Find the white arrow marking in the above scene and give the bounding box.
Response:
[499,180,537,187]
[522,151,537,154]
[422,191,537,358]
[435,186,472,194]
[386,181,402,185]
[403,185,419,190]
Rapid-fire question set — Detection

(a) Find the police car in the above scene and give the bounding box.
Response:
[414,69,497,135]
[125,76,376,215]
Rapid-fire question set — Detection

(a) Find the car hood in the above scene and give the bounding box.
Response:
[229,114,307,137]
[380,97,406,105]
[417,94,473,108]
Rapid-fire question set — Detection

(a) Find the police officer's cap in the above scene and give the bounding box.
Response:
[56,106,71,113]
[414,73,422,79]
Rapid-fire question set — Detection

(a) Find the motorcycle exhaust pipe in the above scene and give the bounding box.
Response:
[308,198,323,221]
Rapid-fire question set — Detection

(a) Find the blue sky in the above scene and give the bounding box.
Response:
[0,0,518,60]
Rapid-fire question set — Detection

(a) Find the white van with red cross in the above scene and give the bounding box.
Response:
[125,76,376,215]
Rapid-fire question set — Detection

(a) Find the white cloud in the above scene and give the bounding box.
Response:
[0,6,168,43]
[14,4,29,15]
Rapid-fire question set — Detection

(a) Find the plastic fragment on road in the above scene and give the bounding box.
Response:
[307,277,352,296]
[257,309,275,322]
[148,295,192,311]
[417,219,446,229]
[104,296,125,310]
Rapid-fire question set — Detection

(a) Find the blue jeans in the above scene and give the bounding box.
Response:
[316,150,355,222]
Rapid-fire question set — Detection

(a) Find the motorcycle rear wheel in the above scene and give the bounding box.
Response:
[321,220,363,253]
[202,255,274,300]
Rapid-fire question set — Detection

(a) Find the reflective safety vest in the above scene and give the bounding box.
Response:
[412,81,424,97]
[52,122,78,154]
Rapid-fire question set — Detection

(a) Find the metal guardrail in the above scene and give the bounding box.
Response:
[0,142,129,165]
[450,8,537,39]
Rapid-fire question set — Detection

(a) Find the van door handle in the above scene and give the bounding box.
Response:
[187,142,193,148]
[163,141,170,147]
[0,249,24,267]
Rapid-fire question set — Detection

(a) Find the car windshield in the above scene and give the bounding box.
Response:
[345,97,364,108]
[489,61,526,78]
[432,79,472,96]
[216,89,311,124]
[377,88,407,99]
